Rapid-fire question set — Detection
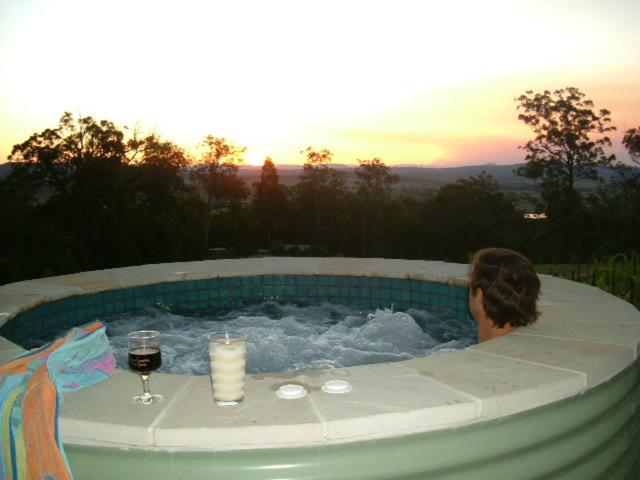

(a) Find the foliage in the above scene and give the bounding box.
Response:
[354,158,399,257]
[515,87,616,192]
[190,135,249,253]
[293,147,348,249]
[2,105,640,285]
[593,253,640,307]
[252,157,290,248]
[419,173,524,262]
[622,127,640,165]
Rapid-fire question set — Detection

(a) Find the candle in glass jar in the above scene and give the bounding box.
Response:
[209,332,247,406]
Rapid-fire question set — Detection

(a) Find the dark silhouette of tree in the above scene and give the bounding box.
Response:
[420,173,524,261]
[623,127,640,165]
[515,87,616,192]
[354,158,398,256]
[190,136,248,254]
[294,147,347,249]
[8,113,130,266]
[591,160,640,256]
[252,157,290,248]
[123,134,204,263]
[1,114,205,280]
[515,87,617,260]
[9,112,126,197]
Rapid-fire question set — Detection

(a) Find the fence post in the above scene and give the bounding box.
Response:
[577,264,581,281]
[612,269,616,296]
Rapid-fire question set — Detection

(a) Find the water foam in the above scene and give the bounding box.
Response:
[107,302,476,375]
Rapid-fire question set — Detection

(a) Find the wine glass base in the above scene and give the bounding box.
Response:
[132,394,163,405]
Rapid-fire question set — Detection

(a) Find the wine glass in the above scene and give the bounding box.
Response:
[128,330,163,405]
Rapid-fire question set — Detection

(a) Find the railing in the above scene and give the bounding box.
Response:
[544,253,640,309]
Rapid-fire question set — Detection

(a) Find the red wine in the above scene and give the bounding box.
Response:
[129,347,162,373]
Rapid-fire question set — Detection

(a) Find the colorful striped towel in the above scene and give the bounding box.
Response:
[0,321,116,480]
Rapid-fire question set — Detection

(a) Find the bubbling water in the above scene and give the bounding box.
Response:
[107,302,476,375]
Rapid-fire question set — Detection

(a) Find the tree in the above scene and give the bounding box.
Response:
[514,88,618,261]
[9,112,127,197]
[354,158,399,256]
[8,112,130,267]
[420,173,525,261]
[622,127,640,165]
[293,147,347,250]
[252,157,290,248]
[515,87,616,192]
[190,136,248,254]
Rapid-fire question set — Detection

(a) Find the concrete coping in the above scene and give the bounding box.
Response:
[0,257,639,451]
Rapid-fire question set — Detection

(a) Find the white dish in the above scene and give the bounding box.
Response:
[322,379,352,394]
[276,384,308,399]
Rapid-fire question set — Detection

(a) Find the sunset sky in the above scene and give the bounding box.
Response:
[0,0,638,166]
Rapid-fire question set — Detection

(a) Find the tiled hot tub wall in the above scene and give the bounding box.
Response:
[1,275,471,348]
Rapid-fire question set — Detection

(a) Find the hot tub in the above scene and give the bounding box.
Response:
[1,258,639,479]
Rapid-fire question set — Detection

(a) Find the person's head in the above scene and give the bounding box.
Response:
[469,248,540,338]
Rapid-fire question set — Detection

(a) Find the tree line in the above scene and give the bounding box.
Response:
[0,87,638,284]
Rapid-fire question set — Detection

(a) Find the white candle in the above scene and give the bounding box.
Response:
[209,332,246,405]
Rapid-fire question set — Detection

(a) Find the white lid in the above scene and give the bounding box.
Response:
[276,384,308,399]
[322,379,352,394]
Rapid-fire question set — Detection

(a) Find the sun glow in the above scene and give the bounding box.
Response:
[0,0,638,165]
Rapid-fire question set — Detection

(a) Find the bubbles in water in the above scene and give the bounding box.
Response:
[107,302,476,375]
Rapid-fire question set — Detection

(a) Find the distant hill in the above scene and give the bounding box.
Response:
[238,163,534,192]
[238,163,621,193]
[0,161,624,194]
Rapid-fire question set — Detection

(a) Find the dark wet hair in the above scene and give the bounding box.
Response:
[470,248,540,328]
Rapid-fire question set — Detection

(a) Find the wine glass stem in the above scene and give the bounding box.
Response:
[141,373,151,398]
